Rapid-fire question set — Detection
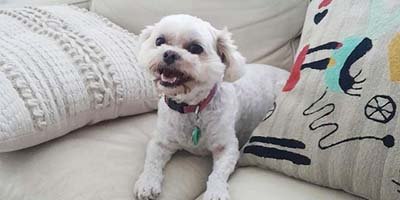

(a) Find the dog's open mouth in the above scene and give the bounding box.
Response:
[156,67,192,87]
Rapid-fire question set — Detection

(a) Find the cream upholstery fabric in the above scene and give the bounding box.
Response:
[196,167,363,200]
[0,2,363,199]
[0,113,213,200]
[0,112,361,200]
[90,0,308,70]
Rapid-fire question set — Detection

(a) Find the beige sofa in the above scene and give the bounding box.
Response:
[0,0,363,199]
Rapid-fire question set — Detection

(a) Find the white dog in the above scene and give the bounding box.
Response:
[134,14,288,200]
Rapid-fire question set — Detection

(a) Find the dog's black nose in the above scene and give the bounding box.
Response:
[163,50,180,65]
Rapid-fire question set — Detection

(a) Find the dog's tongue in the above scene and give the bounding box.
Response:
[161,74,177,83]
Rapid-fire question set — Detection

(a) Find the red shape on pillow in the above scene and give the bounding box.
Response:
[282,45,309,92]
[318,0,333,9]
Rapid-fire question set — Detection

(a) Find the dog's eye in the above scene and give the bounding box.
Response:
[155,37,166,46]
[188,44,203,54]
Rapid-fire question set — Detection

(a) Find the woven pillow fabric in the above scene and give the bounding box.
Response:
[0,6,158,152]
[239,0,400,200]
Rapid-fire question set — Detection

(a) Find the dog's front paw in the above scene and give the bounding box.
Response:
[134,173,162,200]
[203,185,230,200]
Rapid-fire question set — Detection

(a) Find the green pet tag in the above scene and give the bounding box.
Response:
[192,126,201,145]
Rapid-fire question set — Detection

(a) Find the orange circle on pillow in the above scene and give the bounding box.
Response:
[389,33,400,81]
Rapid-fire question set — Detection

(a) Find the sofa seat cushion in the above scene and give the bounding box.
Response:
[196,167,363,200]
[0,113,212,200]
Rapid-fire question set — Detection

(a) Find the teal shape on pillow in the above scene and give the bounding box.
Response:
[324,36,372,96]
[283,0,400,97]
[283,36,372,97]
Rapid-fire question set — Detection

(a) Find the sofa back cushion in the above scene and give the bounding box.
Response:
[90,0,309,70]
[0,0,91,8]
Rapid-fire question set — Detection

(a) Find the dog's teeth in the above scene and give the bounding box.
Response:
[161,74,177,83]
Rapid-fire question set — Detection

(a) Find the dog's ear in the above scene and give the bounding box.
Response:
[216,28,246,82]
[139,25,154,45]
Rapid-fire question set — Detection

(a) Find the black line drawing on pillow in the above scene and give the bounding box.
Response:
[284,0,400,97]
[365,95,397,124]
[391,179,400,193]
[243,136,311,165]
[263,102,276,121]
[283,38,371,97]
[313,0,333,25]
[314,9,328,25]
[303,90,395,149]
[249,136,306,149]
[392,169,400,194]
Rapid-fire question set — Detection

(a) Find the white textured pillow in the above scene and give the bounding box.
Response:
[0,5,158,152]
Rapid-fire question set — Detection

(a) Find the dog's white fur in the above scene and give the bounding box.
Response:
[134,14,289,200]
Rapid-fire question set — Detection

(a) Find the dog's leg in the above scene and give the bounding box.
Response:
[134,139,177,200]
[204,140,239,200]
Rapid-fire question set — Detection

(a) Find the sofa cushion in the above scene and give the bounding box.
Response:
[90,0,309,70]
[196,167,362,200]
[239,0,400,200]
[0,0,91,8]
[0,113,212,200]
[0,5,158,152]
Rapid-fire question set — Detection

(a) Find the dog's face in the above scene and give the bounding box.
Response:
[138,14,245,96]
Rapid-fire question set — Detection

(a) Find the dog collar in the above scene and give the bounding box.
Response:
[164,84,218,114]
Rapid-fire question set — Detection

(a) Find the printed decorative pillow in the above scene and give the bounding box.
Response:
[239,0,400,200]
[0,6,158,152]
